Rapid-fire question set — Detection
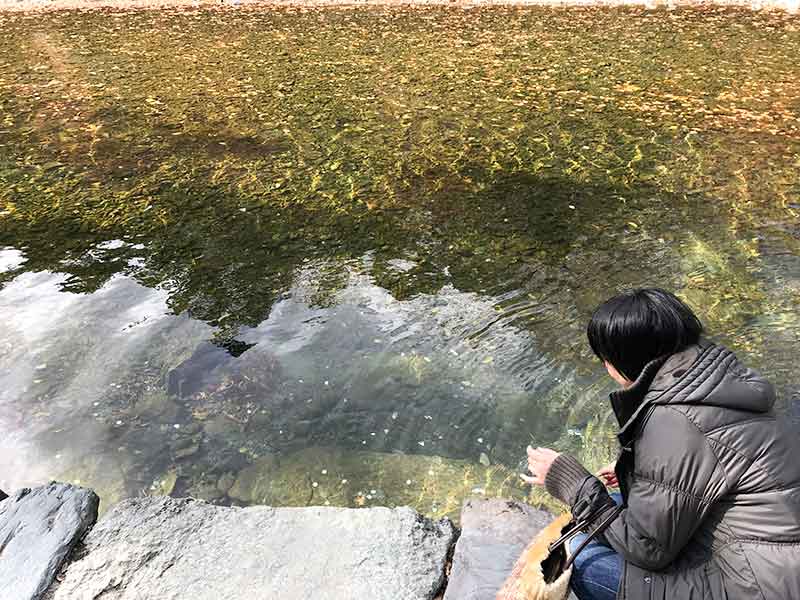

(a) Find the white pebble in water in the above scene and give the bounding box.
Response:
[406,480,412,485]
[341,479,348,484]
[321,469,327,475]
[418,441,425,447]
[174,424,181,429]
[115,420,123,426]
[312,482,318,488]
[477,437,483,443]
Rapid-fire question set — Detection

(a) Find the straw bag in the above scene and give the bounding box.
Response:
[496,504,623,600]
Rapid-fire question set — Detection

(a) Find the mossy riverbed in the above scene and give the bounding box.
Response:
[0,6,798,521]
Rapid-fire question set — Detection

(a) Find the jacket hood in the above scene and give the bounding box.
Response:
[611,339,775,436]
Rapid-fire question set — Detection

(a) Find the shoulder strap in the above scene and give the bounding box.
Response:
[562,504,623,570]
[546,502,624,569]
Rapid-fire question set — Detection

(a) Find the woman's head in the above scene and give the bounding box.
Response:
[587,288,703,385]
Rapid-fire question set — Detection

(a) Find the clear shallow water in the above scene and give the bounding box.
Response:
[0,6,798,520]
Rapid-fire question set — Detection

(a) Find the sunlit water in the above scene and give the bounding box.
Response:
[0,6,798,521]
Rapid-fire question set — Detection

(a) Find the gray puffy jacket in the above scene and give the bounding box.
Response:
[545,339,800,599]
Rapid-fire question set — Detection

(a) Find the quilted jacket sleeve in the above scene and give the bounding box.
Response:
[545,407,729,571]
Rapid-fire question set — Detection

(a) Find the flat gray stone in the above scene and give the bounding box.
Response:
[53,496,456,600]
[0,482,99,600]
[444,498,575,600]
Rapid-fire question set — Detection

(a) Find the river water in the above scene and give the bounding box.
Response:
[1,6,798,520]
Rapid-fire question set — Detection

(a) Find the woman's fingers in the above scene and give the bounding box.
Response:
[596,462,618,486]
[522,446,560,487]
[519,472,545,486]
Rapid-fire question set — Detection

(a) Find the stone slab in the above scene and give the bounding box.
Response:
[52,496,456,600]
[444,497,576,600]
[0,482,99,600]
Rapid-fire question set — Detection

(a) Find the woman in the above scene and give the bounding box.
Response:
[522,288,800,600]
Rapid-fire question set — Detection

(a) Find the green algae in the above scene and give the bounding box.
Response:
[1,7,798,333]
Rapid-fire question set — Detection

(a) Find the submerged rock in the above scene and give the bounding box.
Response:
[53,496,456,600]
[55,453,131,515]
[227,446,527,522]
[0,482,98,600]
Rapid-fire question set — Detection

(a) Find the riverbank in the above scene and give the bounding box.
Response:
[0,0,797,12]
[0,482,572,600]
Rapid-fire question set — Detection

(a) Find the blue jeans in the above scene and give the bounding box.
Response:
[567,492,623,600]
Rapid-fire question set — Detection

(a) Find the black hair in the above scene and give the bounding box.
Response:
[587,288,703,382]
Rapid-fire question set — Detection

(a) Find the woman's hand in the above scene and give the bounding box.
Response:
[519,446,560,486]
[597,463,618,488]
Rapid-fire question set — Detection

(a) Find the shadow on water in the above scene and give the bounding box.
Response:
[0,171,665,516]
